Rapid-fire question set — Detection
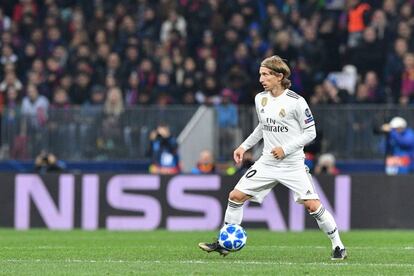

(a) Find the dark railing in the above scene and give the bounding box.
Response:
[1,106,198,160]
[1,105,413,161]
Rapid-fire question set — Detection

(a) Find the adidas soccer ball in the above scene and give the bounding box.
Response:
[218,224,247,251]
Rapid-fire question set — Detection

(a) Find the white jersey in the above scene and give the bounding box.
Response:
[240,89,316,166]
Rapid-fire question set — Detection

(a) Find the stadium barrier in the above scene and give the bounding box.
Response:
[2,105,414,163]
[1,173,413,230]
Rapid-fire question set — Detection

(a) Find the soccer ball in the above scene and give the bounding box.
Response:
[218,224,247,251]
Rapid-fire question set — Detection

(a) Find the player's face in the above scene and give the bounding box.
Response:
[259,67,282,91]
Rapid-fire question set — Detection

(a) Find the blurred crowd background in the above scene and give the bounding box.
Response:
[0,0,414,173]
[1,0,413,108]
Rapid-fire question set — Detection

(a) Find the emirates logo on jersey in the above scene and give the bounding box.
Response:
[261,97,268,106]
[279,108,286,118]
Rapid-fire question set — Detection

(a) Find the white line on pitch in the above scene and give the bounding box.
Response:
[1,259,414,268]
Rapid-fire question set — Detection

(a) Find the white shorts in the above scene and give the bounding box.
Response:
[234,158,319,204]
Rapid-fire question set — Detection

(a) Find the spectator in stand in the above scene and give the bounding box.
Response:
[13,0,38,24]
[96,87,126,158]
[1,44,18,66]
[51,87,70,109]
[395,20,414,52]
[69,72,91,105]
[124,71,141,107]
[147,122,181,175]
[299,24,326,86]
[381,117,414,174]
[160,10,187,44]
[152,72,176,104]
[102,52,123,85]
[363,71,386,103]
[326,65,358,97]
[311,79,349,105]
[346,0,372,49]
[353,82,372,104]
[310,82,329,105]
[216,89,239,160]
[318,17,342,74]
[272,30,297,67]
[370,9,390,44]
[48,87,75,158]
[196,30,218,64]
[21,83,49,155]
[21,83,49,128]
[314,153,340,175]
[137,6,160,40]
[2,86,22,153]
[196,76,221,105]
[400,52,414,105]
[351,26,385,77]
[0,71,23,98]
[0,8,11,32]
[384,38,408,103]
[223,64,251,104]
[191,149,217,174]
[137,58,157,96]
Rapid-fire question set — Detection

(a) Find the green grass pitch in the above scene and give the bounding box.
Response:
[0,230,413,275]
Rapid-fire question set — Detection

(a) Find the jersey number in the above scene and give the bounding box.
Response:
[245,169,257,178]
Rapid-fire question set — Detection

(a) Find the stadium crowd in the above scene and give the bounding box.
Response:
[0,0,413,111]
[0,0,414,163]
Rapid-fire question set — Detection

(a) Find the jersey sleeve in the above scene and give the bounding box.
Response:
[240,123,263,150]
[240,97,263,150]
[297,97,315,130]
[281,98,316,156]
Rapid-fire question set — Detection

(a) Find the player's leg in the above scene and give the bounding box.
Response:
[278,164,347,260]
[199,161,275,256]
[198,189,250,256]
[223,161,276,225]
[304,199,347,260]
[224,189,251,224]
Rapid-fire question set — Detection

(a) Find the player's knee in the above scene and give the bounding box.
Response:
[304,199,321,213]
[228,189,248,203]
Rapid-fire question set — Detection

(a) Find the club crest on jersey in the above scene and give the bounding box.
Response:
[279,108,286,118]
[261,97,268,107]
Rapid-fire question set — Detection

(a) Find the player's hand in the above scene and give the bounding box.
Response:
[233,147,246,165]
[271,147,285,160]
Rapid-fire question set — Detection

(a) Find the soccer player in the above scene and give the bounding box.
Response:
[198,55,347,260]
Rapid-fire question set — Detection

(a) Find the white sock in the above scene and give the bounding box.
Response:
[310,205,344,249]
[224,199,244,225]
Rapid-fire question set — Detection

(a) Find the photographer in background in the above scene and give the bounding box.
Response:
[147,123,181,174]
[314,153,340,175]
[34,150,66,174]
[381,117,414,175]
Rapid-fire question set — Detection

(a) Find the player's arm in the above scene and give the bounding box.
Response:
[240,123,263,150]
[236,99,264,163]
[240,98,264,150]
[234,123,263,164]
[281,98,316,156]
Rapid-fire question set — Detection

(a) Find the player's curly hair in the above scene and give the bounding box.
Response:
[260,55,292,89]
